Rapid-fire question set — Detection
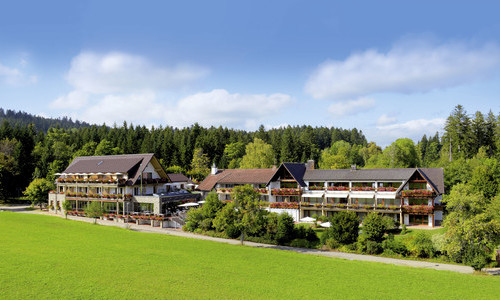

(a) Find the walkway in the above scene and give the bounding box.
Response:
[1,205,475,274]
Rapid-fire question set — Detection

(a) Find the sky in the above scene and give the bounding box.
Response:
[1,0,500,146]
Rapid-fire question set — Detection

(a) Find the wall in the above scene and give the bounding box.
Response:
[132,195,161,214]
[265,208,300,222]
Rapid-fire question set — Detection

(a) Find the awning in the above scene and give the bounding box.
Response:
[325,192,349,198]
[301,193,324,198]
[376,193,397,200]
[350,193,375,199]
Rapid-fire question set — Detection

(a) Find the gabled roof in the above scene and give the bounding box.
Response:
[304,167,444,194]
[197,168,275,191]
[304,168,415,181]
[61,153,168,185]
[167,173,193,184]
[419,168,445,194]
[268,163,307,187]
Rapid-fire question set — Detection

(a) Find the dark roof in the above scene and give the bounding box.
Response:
[197,168,275,191]
[304,168,444,194]
[419,168,445,194]
[61,153,168,185]
[167,173,193,184]
[304,168,415,181]
[268,163,307,187]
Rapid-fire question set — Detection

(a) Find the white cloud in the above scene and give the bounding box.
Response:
[0,61,37,85]
[164,89,293,129]
[66,51,209,94]
[328,98,375,117]
[376,118,445,141]
[305,41,500,100]
[50,90,89,109]
[79,92,163,125]
[376,114,397,126]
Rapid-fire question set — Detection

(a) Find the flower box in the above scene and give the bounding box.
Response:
[270,202,299,209]
[327,186,349,191]
[377,187,396,192]
[402,189,434,198]
[351,186,376,191]
[271,188,301,196]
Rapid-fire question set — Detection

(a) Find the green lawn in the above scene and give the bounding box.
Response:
[1,213,499,299]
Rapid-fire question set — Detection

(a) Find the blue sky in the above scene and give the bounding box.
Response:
[1,0,500,146]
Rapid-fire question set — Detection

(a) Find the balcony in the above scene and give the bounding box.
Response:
[65,192,133,201]
[271,188,302,196]
[401,189,434,198]
[326,186,349,191]
[402,205,434,214]
[57,178,127,186]
[269,202,299,209]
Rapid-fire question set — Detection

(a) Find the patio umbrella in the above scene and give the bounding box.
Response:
[197,201,206,204]
[299,217,316,223]
[320,222,331,228]
[178,202,199,207]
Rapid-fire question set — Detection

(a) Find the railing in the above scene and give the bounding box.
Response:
[308,186,325,190]
[401,189,434,198]
[351,186,376,191]
[402,205,434,214]
[57,178,127,185]
[269,202,299,209]
[271,188,301,196]
[325,186,397,192]
[65,211,168,220]
[141,178,169,184]
[326,186,349,191]
[216,188,232,193]
[65,193,133,200]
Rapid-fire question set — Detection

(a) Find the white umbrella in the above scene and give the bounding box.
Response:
[320,222,331,228]
[197,201,206,204]
[299,216,316,223]
[178,202,199,207]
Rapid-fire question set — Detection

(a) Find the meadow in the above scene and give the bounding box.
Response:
[1,212,499,299]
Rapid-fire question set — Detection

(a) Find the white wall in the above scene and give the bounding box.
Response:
[266,208,300,222]
[142,162,161,179]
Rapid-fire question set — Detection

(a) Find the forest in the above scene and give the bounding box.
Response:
[0,105,499,200]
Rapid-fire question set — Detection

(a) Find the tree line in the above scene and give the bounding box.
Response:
[1,105,500,199]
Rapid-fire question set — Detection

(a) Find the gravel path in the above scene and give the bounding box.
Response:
[1,205,476,274]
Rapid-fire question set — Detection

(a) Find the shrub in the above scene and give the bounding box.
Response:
[317,215,328,222]
[382,235,408,256]
[431,233,445,254]
[401,224,408,235]
[325,238,341,250]
[290,238,314,248]
[382,216,399,232]
[322,211,359,245]
[276,213,295,245]
[225,225,241,238]
[366,241,383,255]
[410,232,436,258]
[363,213,387,242]
[184,221,197,232]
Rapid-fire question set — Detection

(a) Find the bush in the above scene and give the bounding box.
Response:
[382,216,399,233]
[290,238,314,248]
[276,213,295,245]
[382,235,408,256]
[401,224,408,234]
[463,247,490,271]
[410,232,436,258]
[184,221,197,232]
[366,241,383,255]
[325,238,341,250]
[225,225,241,238]
[322,211,359,245]
[317,215,328,222]
[431,233,445,254]
[362,213,386,242]
[295,226,319,243]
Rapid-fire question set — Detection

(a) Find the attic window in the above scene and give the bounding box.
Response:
[97,161,103,166]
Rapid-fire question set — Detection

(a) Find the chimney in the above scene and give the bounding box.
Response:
[306,160,315,170]
[211,163,218,175]
[351,164,357,170]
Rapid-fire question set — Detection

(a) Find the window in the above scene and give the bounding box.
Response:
[134,187,140,195]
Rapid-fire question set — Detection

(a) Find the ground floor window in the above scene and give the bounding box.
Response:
[276,196,300,202]
[409,214,428,225]
[303,210,322,218]
[133,203,153,213]
[409,198,428,205]
[326,197,347,204]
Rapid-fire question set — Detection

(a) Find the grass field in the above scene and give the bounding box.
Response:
[1,212,499,299]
